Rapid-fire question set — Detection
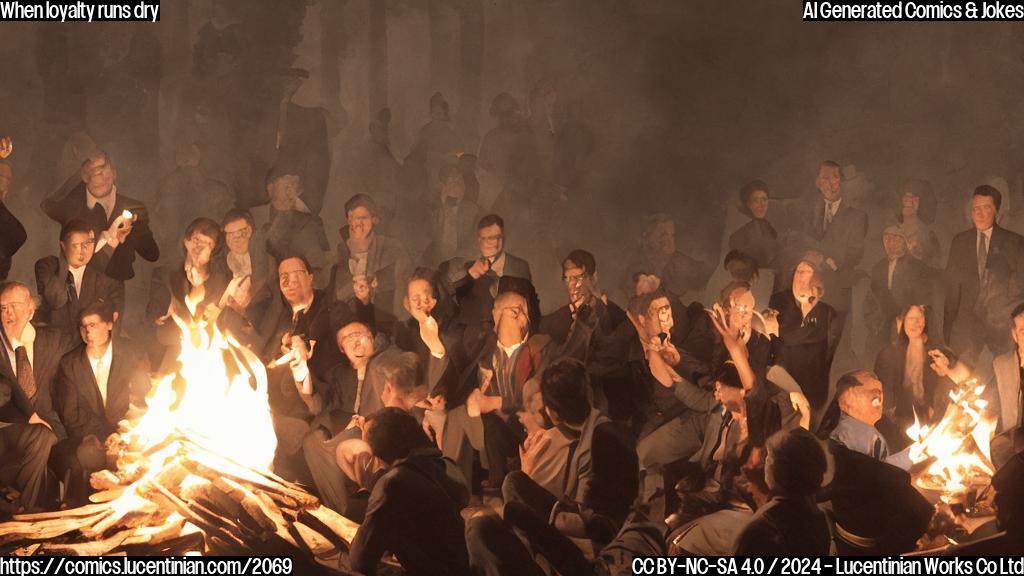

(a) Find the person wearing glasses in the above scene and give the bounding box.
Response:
[539,249,629,410]
[445,213,533,362]
[34,219,124,336]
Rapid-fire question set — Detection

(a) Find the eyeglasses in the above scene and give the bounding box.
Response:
[224,226,252,240]
[649,304,672,321]
[479,234,503,243]
[68,240,96,251]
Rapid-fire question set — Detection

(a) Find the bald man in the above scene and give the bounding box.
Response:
[442,289,551,494]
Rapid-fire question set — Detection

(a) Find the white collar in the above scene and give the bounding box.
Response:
[498,334,528,357]
[9,322,35,350]
[89,341,113,364]
[487,252,507,277]
[86,185,117,218]
[978,227,993,239]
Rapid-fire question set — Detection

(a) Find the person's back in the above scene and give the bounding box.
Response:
[734,496,829,555]
[350,409,471,576]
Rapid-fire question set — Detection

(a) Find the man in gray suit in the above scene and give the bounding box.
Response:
[993,302,1024,433]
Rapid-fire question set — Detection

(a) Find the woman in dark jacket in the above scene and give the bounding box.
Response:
[728,180,780,271]
[769,258,843,416]
[873,303,953,437]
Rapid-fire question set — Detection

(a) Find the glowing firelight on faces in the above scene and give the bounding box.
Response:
[905,378,996,503]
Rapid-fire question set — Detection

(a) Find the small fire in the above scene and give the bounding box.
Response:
[905,378,997,503]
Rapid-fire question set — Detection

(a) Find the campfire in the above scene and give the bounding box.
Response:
[905,377,997,503]
[905,377,999,550]
[0,321,358,571]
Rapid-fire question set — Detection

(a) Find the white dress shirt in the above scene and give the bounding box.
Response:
[5,323,35,376]
[88,343,113,406]
[68,263,86,297]
[86,185,117,221]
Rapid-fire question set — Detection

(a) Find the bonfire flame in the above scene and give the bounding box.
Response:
[0,318,357,565]
[905,377,997,503]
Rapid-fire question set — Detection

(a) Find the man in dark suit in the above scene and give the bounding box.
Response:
[219,209,274,312]
[865,225,930,356]
[0,158,27,281]
[40,151,160,281]
[0,281,78,512]
[261,255,346,483]
[444,213,532,361]
[945,185,1024,363]
[539,250,629,409]
[35,219,125,337]
[52,302,149,506]
[802,160,868,316]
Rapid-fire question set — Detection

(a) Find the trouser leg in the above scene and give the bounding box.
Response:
[464,512,546,576]
[302,429,350,516]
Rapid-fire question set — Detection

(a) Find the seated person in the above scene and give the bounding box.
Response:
[394,268,462,444]
[539,250,629,394]
[503,358,638,550]
[52,302,149,506]
[298,322,426,518]
[0,281,72,513]
[146,218,231,370]
[733,427,830,556]
[818,370,936,555]
[251,168,330,287]
[628,289,718,470]
[443,214,532,361]
[421,163,484,268]
[331,194,412,328]
[349,407,471,576]
[35,219,124,336]
[442,288,549,495]
[219,208,275,312]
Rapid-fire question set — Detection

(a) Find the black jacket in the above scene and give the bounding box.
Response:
[0,200,26,280]
[0,325,79,438]
[350,448,472,576]
[734,496,830,556]
[35,256,124,335]
[54,339,149,441]
[41,183,160,281]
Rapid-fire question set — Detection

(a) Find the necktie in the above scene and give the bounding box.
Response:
[90,202,109,231]
[871,436,887,460]
[14,346,36,400]
[96,357,107,406]
[66,270,79,304]
[824,202,834,231]
[978,232,988,282]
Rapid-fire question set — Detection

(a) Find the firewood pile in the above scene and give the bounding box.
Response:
[0,433,362,574]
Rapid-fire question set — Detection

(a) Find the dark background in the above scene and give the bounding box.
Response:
[2,0,1024,319]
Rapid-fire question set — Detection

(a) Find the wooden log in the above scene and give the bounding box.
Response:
[0,510,112,542]
[13,502,111,521]
[90,470,123,491]
[211,476,278,533]
[305,505,360,545]
[298,508,352,552]
[181,444,319,507]
[40,529,132,556]
[89,487,127,503]
[292,520,336,557]
[122,513,186,546]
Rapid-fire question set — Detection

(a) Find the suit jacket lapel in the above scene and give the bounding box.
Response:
[105,344,129,422]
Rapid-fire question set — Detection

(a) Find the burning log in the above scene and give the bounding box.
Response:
[0,318,362,573]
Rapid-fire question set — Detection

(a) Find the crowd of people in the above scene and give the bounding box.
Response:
[0,105,1023,574]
